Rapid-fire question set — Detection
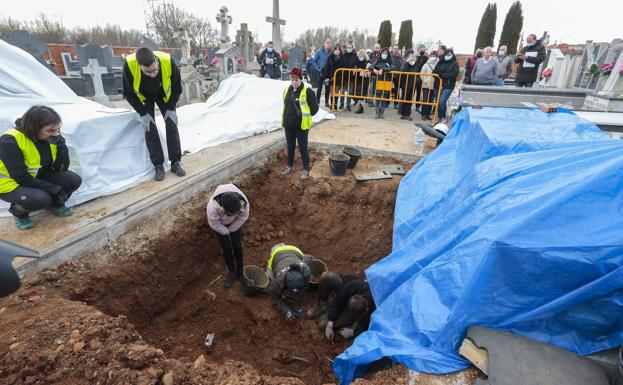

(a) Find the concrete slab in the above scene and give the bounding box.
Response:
[4,131,284,273]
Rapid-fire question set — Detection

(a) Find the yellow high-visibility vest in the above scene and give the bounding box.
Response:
[282,84,313,130]
[267,244,304,271]
[0,128,57,194]
[126,51,173,105]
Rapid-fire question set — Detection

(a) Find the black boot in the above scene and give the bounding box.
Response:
[154,165,165,181]
[355,104,364,114]
[171,161,186,177]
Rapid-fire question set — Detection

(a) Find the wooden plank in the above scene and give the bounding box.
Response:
[459,338,489,375]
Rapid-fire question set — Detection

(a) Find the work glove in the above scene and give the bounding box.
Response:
[325,321,334,341]
[164,109,178,125]
[52,188,69,206]
[324,78,330,86]
[339,328,355,339]
[284,310,295,323]
[139,114,155,133]
[293,307,305,320]
[48,134,66,147]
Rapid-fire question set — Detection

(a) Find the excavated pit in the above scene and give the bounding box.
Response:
[1,151,410,385]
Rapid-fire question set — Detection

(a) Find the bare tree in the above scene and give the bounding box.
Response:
[294,26,377,52]
[0,17,23,38]
[26,14,67,43]
[414,37,439,52]
[187,15,219,49]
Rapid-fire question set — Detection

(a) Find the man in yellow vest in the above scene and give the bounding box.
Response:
[265,243,311,323]
[122,47,185,181]
[280,67,319,181]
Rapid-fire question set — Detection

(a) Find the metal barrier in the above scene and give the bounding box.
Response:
[330,68,443,124]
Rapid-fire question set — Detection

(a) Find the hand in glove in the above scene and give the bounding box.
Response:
[339,328,355,339]
[325,321,334,341]
[140,114,155,132]
[164,109,178,125]
[284,310,295,323]
[48,134,66,147]
[293,307,305,320]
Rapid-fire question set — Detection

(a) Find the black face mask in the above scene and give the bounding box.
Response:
[476,52,483,58]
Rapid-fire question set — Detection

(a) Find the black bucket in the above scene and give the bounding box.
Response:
[343,146,362,169]
[240,265,269,297]
[329,154,350,176]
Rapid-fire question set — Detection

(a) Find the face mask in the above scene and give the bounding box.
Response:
[476,52,483,58]
[420,50,425,55]
[526,41,534,47]
[381,54,388,60]
[445,55,452,60]
[409,60,416,66]
[358,57,365,61]
[346,48,353,53]
[499,50,506,56]
[267,47,273,52]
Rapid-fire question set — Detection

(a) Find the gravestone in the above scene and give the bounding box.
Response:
[543,49,567,88]
[76,44,107,69]
[82,59,113,106]
[265,0,286,53]
[216,6,233,44]
[103,46,125,72]
[2,30,57,74]
[235,23,253,66]
[287,44,305,70]
[61,53,81,77]
[214,5,241,80]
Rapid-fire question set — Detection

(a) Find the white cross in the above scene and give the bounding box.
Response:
[265,0,286,53]
[82,58,109,103]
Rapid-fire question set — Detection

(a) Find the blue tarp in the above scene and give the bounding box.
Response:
[333,107,623,384]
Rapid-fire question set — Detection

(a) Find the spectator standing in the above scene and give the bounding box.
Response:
[390,44,404,109]
[341,42,359,111]
[514,34,546,88]
[414,46,429,111]
[495,45,513,85]
[352,50,370,114]
[398,53,419,121]
[420,52,439,120]
[372,48,393,119]
[324,46,344,110]
[464,48,483,84]
[432,45,459,123]
[258,41,283,79]
[312,39,333,108]
[366,43,382,106]
[471,46,498,85]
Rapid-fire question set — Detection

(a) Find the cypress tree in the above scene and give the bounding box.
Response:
[377,20,392,49]
[498,1,523,54]
[398,20,413,50]
[474,3,497,52]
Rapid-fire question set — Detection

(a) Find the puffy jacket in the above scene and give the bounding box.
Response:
[399,61,419,89]
[324,54,343,85]
[420,57,439,89]
[206,184,250,235]
[515,43,546,83]
[258,49,282,79]
[433,55,459,90]
[390,53,403,72]
[415,54,428,72]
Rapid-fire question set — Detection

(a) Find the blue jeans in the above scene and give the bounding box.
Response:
[495,78,504,86]
[437,88,453,120]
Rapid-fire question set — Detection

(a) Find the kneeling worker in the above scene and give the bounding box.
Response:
[308,271,375,340]
[266,243,311,322]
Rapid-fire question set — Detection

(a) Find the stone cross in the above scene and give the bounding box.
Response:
[265,0,286,53]
[82,59,110,105]
[236,23,253,64]
[216,6,233,44]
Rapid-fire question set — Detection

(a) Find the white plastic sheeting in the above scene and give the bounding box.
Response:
[0,40,334,216]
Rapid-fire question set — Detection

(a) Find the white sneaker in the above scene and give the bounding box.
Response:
[299,170,310,180]
[280,166,295,176]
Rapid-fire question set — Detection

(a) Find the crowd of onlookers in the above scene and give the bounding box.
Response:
[257,33,546,123]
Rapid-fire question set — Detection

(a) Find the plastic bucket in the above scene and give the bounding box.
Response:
[343,146,362,169]
[240,265,269,297]
[308,259,328,286]
[329,154,350,176]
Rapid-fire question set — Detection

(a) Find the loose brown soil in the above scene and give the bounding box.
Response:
[1,151,428,385]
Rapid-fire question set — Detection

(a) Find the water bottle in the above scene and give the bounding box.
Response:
[413,127,425,155]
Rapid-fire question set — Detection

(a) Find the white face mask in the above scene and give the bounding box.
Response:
[381,54,388,60]
[409,60,416,66]
[358,57,365,61]
[444,54,452,60]
[346,48,353,53]
[499,50,507,56]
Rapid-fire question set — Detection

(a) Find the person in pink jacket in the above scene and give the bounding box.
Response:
[206,184,250,288]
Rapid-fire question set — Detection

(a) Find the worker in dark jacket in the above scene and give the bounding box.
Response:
[280,67,319,181]
[372,48,393,119]
[0,106,82,230]
[341,42,359,111]
[122,47,185,181]
[398,53,420,120]
[307,271,375,340]
[514,34,546,87]
[265,243,311,323]
[432,45,459,123]
[258,41,283,79]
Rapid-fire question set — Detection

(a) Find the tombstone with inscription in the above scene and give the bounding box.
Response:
[287,44,305,70]
[2,30,57,74]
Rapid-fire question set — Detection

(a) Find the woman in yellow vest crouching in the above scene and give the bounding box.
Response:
[0,106,82,230]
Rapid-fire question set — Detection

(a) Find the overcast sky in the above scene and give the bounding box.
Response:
[2,0,620,53]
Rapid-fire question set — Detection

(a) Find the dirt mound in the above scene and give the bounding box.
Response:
[3,152,410,385]
[352,365,480,385]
